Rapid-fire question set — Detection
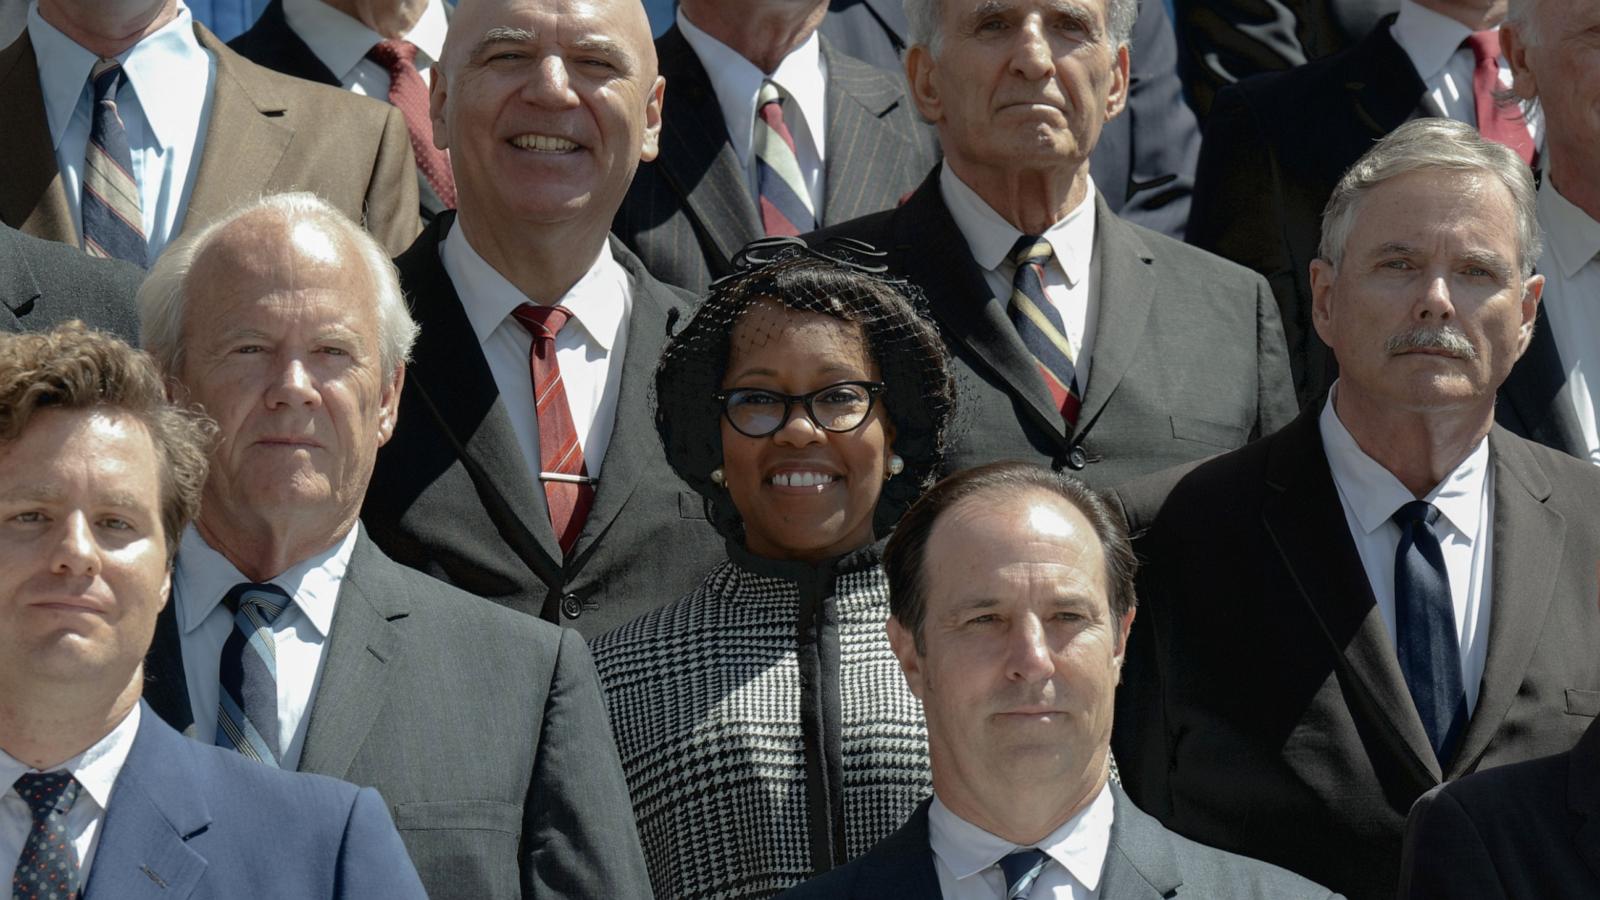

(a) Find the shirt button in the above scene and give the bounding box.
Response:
[560,594,583,620]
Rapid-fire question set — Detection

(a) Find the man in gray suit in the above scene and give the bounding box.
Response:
[0,221,141,341]
[134,193,650,900]
[811,0,1296,489]
[780,462,1338,899]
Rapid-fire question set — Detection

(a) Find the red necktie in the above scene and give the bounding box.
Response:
[511,304,594,555]
[367,39,458,208]
[1463,31,1535,166]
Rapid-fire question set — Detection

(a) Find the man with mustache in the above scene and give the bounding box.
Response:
[1111,118,1600,900]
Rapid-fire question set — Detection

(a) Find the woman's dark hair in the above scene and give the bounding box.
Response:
[654,242,956,543]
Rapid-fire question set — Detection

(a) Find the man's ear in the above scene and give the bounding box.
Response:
[1104,43,1130,120]
[905,44,942,125]
[640,75,666,163]
[1310,258,1337,348]
[887,616,926,700]
[1517,273,1545,358]
[430,66,451,151]
[1501,23,1539,103]
[376,364,406,447]
[1113,606,1135,676]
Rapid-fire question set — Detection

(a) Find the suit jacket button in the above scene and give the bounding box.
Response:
[1067,446,1088,470]
[560,594,583,619]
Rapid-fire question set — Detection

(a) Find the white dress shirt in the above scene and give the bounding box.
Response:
[676,8,828,215]
[1390,0,1541,146]
[1320,386,1493,713]
[2,703,140,892]
[28,0,216,265]
[281,0,448,98]
[1533,176,1600,464]
[941,165,1100,388]
[173,524,357,770]
[440,217,631,476]
[929,783,1114,900]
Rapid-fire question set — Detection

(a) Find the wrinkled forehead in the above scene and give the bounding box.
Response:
[184,218,378,324]
[448,0,653,65]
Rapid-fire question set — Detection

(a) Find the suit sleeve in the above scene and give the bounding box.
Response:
[334,786,430,899]
[1253,271,1299,434]
[1107,0,1200,239]
[523,628,654,898]
[364,105,423,256]
[1397,785,1509,900]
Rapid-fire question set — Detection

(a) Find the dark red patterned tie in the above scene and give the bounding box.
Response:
[11,771,82,900]
[1463,31,1535,165]
[367,39,458,208]
[512,304,594,555]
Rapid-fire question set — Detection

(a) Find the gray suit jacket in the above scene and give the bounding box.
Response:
[142,532,652,900]
[1112,409,1600,900]
[0,221,141,341]
[613,27,937,293]
[776,784,1340,898]
[808,165,1297,490]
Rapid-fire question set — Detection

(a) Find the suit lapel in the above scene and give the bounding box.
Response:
[1099,784,1184,900]
[230,0,340,86]
[1568,720,1600,881]
[297,533,404,779]
[1260,410,1441,786]
[818,40,907,225]
[142,600,198,737]
[0,33,76,243]
[850,799,943,899]
[1075,199,1155,433]
[1344,18,1428,143]
[83,715,210,900]
[654,27,761,275]
[1446,429,1565,778]
[184,26,294,232]
[0,226,40,327]
[1497,303,1587,459]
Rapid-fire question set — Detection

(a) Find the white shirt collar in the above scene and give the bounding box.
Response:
[1319,382,1490,538]
[0,702,140,815]
[940,164,1097,288]
[281,0,448,81]
[928,783,1115,892]
[173,523,358,640]
[1538,175,1600,280]
[29,1,210,150]
[1391,0,1479,83]
[675,8,828,169]
[440,216,625,352]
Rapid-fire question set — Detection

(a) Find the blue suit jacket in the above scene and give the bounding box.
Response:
[81,705,426,899]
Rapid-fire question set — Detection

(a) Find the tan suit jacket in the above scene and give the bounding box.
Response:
[0,23,419,255]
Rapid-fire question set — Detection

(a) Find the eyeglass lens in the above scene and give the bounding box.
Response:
[725,383,875,436]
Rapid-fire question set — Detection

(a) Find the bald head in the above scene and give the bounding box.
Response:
[443,0,656,79]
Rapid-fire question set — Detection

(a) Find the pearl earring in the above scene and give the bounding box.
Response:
[886,455,905,477]
[710,467,726,486]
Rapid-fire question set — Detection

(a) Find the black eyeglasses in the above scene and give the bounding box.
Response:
[714,381,887,438]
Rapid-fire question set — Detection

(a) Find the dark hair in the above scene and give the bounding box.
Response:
[654,251,956,542]
[0,322,214,563]
[884,461,1137,652]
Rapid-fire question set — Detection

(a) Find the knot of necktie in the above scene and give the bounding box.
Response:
[12,772,81,821]
[89,58,123,103]
[513,303,575,344]
[1010,234,1053,270]
[222,582,292,626]
[1462,30,1500,67]
[367,38,420,72]
[1391,499,1442,530]
[999,848,1051,899]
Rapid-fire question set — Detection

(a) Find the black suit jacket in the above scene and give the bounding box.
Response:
[1495,300,1589,460]
[0,221,141,341]
[1399,715,1600,899]
[363,212,725,637]
[1111,408,1600,900]
[229,0,450,226]
[777,785,1340,899]
[143,531,651,900]
[809,166,1297,489]
[1186,14,1428,406]
[613,26,937,293]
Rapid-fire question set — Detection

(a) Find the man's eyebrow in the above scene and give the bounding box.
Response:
[472,26,537,56]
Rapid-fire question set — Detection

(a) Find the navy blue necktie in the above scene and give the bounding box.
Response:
[11,771,82,900]
[999,848,1050,899]
[1392,500,1467,763]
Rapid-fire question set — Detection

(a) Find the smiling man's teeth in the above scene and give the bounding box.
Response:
[771,472,835,488]
[511,134,578,152]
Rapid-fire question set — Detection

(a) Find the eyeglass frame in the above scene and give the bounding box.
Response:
[713,380,888,438]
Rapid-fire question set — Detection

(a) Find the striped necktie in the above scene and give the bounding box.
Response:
[215,582,292,766]
[11,772,82,900]
[999,848,1051,899]
[81,58,148,266]
[512,304,595,555]
[754,80,815,236]
[1008,235,1081,427]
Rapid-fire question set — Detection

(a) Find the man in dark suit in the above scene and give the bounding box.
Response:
[1187,0,1535,406]
[1398,716,1600,899]
[365,0,724,636]
[613,0,937,293]
[812,0,1296,489]
[230,0,455,226]
[0,0,418,263]
[781,462,1338,899]
[135,193,650,899]
[0,222,141,341]
[0,323,425,900]
[1112,120,1600,900]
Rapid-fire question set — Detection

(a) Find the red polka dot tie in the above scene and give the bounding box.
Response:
[367,39,458,209]
[11,771,82,900]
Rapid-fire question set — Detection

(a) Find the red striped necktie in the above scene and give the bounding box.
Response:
[512,304,595,555]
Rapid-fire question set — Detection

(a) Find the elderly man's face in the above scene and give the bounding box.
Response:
[0,410,170,696]
[908,0,1128,182]
[1505,0,1600,189]
[1311,169,1541,419]
[432,0,663,233]
[177,219,402,541]
[889,490,1132,815]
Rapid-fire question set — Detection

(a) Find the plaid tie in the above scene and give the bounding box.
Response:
[81,58,147,266]
[11,772,82,900]
[999,848,1050,899]
[512,304,595,555]
[215,582,292,766]
[1008,235,1082,427]
[1463,32,1535,166]
[753,80,815,236]
[367,39,458,209]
